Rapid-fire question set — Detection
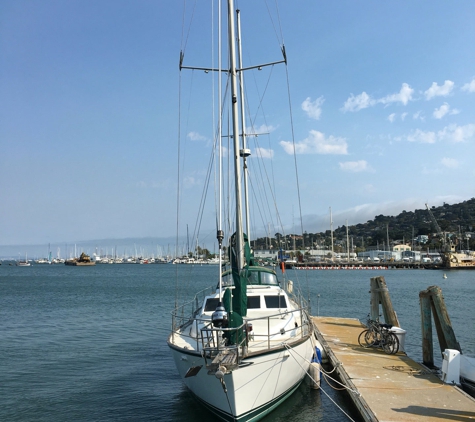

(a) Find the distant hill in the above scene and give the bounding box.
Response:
[254,198,475,252]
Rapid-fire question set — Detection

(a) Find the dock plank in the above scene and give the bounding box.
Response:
[313,316,475,421]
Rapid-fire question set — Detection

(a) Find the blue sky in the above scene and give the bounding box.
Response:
[1,0,475,249]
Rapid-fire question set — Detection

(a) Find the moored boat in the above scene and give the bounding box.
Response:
[167,1,320,420]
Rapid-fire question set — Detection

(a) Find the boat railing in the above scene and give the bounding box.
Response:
[170,285,215,332]
[200,306,312,369]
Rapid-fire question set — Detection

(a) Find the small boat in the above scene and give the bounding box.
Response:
[16,253,31,266]
[65,252,96,266]
[443,273,447,279]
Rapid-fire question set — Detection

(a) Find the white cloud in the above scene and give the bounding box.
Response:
[341,92,374,112]
[187,131,207,141]
[438,123,475,143]
[302,96,325,120]
[183,176,200,188]
[413,110,424,121]
[461,78,475,93]
[254,147,274,159]
[433,102,460,119]
[248,124,276,135]
[342,83,413,112]
[280,130,348,155]
[407,123,475,144]
[433,103,450,119]
[401,112,408,121]
[388,113,396,123]
[441,157,459,168]
[339,160,371,172]
[424,80,454,100]
[407,129,437,144]
[379,83,414,106]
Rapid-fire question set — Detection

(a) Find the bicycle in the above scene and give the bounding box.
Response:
[358,317,399,355]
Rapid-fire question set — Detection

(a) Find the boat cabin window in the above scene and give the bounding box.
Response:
[248,270,278,286]
[264,295,287,309]
[247,296,261,309]
[204,298,220,312]
[260,272,278,285]
[220,269,278,287]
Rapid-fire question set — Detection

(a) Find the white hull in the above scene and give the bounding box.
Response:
[169,336,313,421]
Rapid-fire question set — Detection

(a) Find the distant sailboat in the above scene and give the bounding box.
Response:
[16,253,31,266]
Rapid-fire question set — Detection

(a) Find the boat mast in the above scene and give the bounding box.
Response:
[227,0,244,269]
[330,207,334,261]
[236,9,251,241]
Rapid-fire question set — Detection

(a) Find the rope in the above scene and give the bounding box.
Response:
[282,343,358,422]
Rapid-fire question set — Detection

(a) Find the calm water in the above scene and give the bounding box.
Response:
[1,263,474,421]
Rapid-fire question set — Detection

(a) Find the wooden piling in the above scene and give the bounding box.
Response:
[419,291,434,367]
[419,285,461,367]
[370,276,400,327]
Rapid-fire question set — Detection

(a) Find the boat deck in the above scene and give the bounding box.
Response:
[312,316,475,421]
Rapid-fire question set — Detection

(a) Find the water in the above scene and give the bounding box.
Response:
[1,264,474,421]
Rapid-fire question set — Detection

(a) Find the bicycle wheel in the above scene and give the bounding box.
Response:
[358,329,376,347]
[382,332,399,354]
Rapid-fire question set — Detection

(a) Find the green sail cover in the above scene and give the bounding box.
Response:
[222,232,255,345]
[222,287,244,345]
[229,232,256,317]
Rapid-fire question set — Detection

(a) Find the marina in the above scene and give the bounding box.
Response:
[2,264,475,421]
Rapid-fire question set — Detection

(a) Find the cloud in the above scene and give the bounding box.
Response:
[433,103,450,119]
[379,83,414,106]
[187,131,207,141]
[342,83,413,112]
[441,157,459,168]
[248,124,276,135]
[254,147,274,159]
[388,113,396,123]
[339,160,371,172]
[438,123,475,143]
[461,78,475,93]
[407,129,436,144]
[183,176,200,188]
[302,96,325,120]
[280,130,348,155]
[401,112,408,121]
[406,123,475,144]
[341,92,375,112]
[413,110,425,121]
[433,102,460,119]
[424,80,454,100]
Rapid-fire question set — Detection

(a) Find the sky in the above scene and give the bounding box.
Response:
[1,0,475,253]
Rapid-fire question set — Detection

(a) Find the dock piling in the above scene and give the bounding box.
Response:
[370,276,400,327]
[419,285,461,367]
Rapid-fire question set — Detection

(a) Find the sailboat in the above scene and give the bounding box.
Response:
[168,2,319,421]
[16,253,31,266]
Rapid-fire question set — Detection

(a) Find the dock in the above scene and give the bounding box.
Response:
[313,316,475,421]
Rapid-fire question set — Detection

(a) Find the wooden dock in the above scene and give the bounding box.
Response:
[312,316,475,421]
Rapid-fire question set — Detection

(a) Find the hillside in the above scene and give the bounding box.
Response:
[254,198,475,252]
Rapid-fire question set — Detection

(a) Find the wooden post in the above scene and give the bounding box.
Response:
[419,285,461,367]
[419,289,434,367]
[370,276,400,327]
[370,277,380,321]
[377,276,400,327]
[427,285,461,354]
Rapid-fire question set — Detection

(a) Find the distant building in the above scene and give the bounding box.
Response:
[393,244,411,252]
[414,235,429,244]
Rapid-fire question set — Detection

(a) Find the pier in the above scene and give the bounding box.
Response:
[313,316,475,421]
[289,262,443,270]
